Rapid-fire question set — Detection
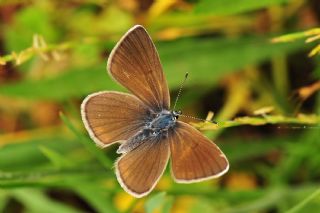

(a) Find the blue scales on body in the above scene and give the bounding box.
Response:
[117,110,181,154]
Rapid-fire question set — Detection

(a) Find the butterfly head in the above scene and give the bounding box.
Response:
[172,110,182,119]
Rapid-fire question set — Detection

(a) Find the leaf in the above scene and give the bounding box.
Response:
[220,138,283,163]
[285,188,320,213]
[190,198,215,213]
[271,28,320,43]
[68,6,133,37]
[0,65,116,100]
[74,185,118,213]
[194,0,290,16]
[313,65,320,78]
[11,189,81,213]
[0,191,9,212]
[59,112,113,169]
[39,146,75,168]
[0,136,78,170]
[221,188,285,213]
[161,36,304,86]
[145,192,167,213]
[162,196,174,213]
[0,36,305,100]
[4,6,60,52]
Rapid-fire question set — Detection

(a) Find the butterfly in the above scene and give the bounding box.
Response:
[81,25,229,198]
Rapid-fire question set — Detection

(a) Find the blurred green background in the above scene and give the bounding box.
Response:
[1,0,320,212]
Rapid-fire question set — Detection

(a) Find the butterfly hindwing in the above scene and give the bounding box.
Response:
[116,136,170,197]
[168,121,229,183]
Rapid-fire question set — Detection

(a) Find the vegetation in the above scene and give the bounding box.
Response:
[0,0,320,212]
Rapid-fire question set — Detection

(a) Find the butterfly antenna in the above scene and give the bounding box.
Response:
[173,72,189,110]
[180,114,217,124]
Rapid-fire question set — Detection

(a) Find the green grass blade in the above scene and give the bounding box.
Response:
[11,189,81,213]
[194,0,290,16]
[285,188,320,213]
[59,112,113,169]
[0,36,305,101]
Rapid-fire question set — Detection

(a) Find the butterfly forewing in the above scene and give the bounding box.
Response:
[169,121,229,183]
[81,91,150,147]
[116,136,170,198]
[107,25,170,112]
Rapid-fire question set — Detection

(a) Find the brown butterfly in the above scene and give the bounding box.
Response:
[81,25,229,198]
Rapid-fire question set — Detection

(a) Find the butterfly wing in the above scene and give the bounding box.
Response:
[81,91,151,148]
[116,136,170,198]
[168,121,229,183]
[107,25,170,112]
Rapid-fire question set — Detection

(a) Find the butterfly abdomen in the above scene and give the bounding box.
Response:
[117,110,176,154]
[117,128,151,154]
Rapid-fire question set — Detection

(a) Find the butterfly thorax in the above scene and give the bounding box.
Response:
[148,110,178,131]
[117,110,181,154]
